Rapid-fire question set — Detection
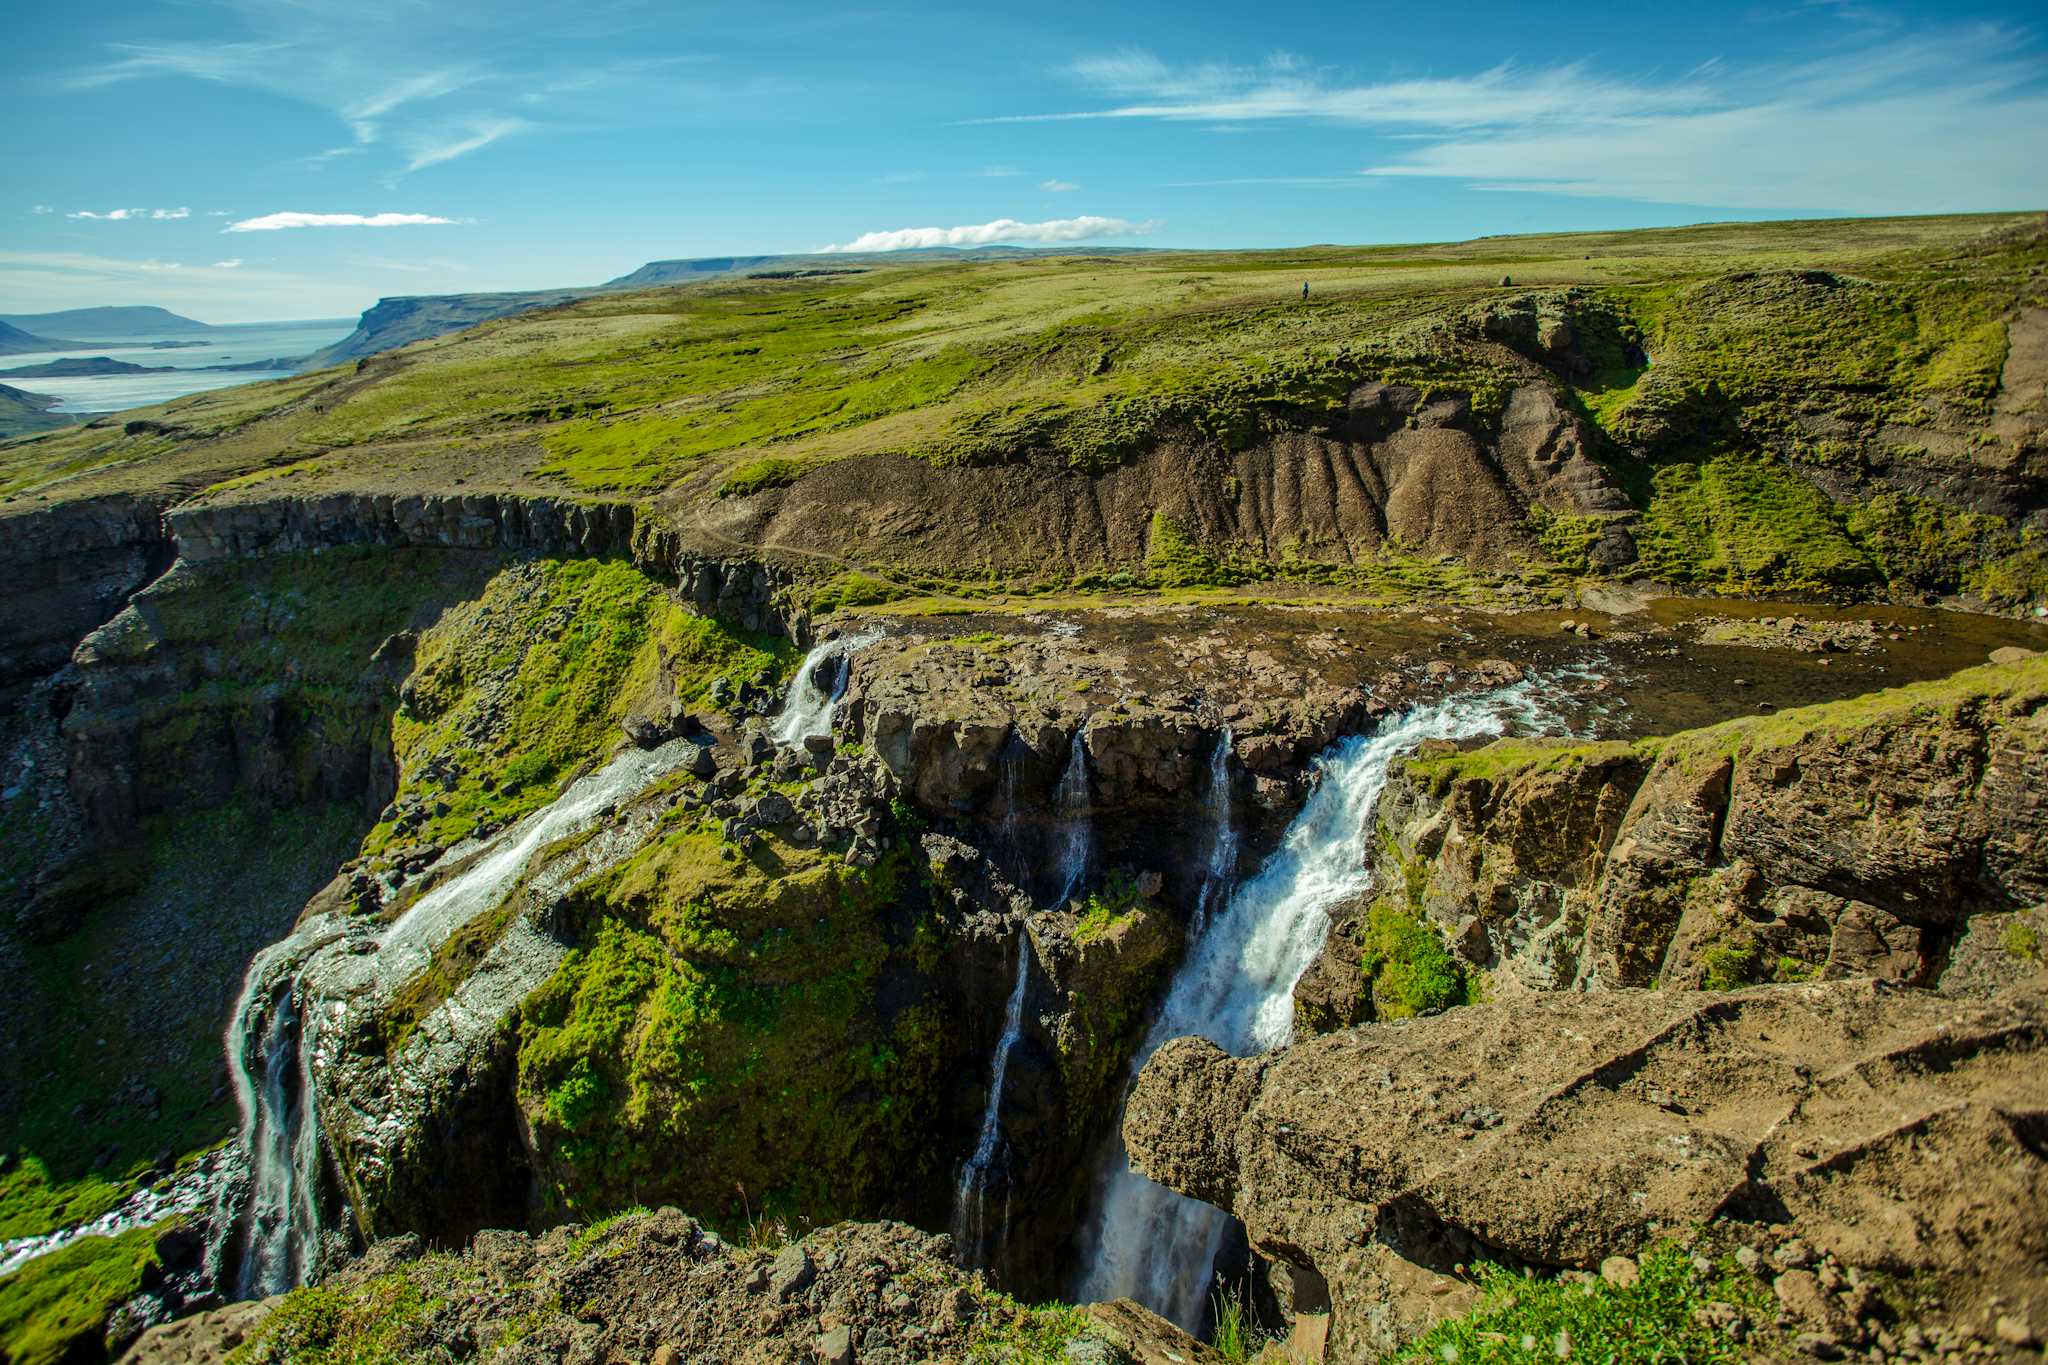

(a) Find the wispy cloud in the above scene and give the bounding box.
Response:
[67,207,190,221]
[399,117,536,172]
[224,211,462,232]
[976,164,1028,177]
[1039,179,1080,192]
[1009,26,2048,213]
[213,259,244,269]
[31,204,54,215]
[821,216,1155,253]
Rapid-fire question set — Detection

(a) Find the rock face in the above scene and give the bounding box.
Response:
[0,494,169,696]
[123,1212,1221,1365]
[1311,656,2048,1004]
[1126,977,2048,1363]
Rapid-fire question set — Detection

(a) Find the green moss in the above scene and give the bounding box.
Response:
[514,828,953,1233]
[1633,452,1877,592]
[0,1223,166,1365]
[229,1270,431,1365]
[1528,506,1610,576]
[809,571,913,617]
[1387,1242,1774,1365]
[369,558,792,862]
[1072,871,1144,941]
[719,456,811,498]
[1360,898,1468,1019]
[2005,919,2042,961]
[965,1290,1094,1365]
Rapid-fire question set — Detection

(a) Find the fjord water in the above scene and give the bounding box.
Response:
[218,740,694,1297]
[0,319,351,412]
[1072,682,1581,1326]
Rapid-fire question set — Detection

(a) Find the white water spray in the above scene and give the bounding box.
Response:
[952,929,1035,1271]
[217,740,695,1298]
[774,629,882,747]
[1051,733,1094,904]
[1190,729,1238,938]
[1072,681,1578,1326]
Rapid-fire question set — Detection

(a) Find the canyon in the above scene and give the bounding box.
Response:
[1,213,2045,1365]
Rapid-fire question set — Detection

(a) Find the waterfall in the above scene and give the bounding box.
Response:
[951,930,1035,1272]
[1190,729,1238,939]
[774,628,882,747]
[214,739,696,1299]
[1071,681,1577,1327]
[1051,732,1094,905]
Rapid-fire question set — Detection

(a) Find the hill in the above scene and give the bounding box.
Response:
[0,320,77,356]
[7,211,2046,611]
[297,288,596,369]
[0,382,72,438]
[0,306,211,337]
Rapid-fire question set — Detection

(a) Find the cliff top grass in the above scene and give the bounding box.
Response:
[1406,650,2048,791]
[0,213,2029,512]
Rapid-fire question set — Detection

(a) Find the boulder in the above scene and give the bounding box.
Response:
[1125,978,2048,1364]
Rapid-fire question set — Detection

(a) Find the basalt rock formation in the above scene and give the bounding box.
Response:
[122,1212,1222,1365]
[1127,976,2048,1363]
[1291,652,2048,1028]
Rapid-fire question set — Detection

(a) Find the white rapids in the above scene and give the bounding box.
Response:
[774,629,883,747]
[217,739,696,1299]
[1071,680,1580,1326]
[950,930,1036,1271]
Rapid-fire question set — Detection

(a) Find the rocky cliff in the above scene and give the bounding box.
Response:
[1119,656,2048,1361]
[1290,651,2048,1030]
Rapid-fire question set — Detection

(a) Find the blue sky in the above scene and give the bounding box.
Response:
[5,0,2046,322]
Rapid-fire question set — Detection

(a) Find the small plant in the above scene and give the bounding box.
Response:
[1209,1280,1263,1362]
[1360,898,1468,1019]
[2005,918,2042,961]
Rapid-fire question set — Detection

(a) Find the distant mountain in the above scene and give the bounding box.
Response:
[0,357,169,378]
[0,382,72,439]
[0,306,213,337]
[606,245,1156,288]
[0,320,78,356]
[300,289,595,370]
[300,246,1163,372]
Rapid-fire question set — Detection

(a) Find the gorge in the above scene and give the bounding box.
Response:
[1,212,2046,1365]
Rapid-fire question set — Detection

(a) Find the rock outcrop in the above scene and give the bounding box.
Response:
[1295,654,2048,1006]
[0,494,170,696]
[1127,976,2048,1363]
[124,1212,1222,1365]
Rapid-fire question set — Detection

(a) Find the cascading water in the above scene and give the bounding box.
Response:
[1190,728,1238,938]
[1051,732,1094,905]
[1072,681,1578,1326]
[952,929,1035,1272]
[215,739,697,1299]
[774,628,882,747]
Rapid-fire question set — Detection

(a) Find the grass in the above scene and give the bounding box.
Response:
[1210,1283,1264,1362]
[227,1268,431,1365]
[512,823,957,1232]
[2006,919,2042,961]
[965,1289,1094,1365]
[0,1223,166,1365]
[1360,898,1470,1020]
[1387,1243,1774,1365]
[1072,871,1144,941]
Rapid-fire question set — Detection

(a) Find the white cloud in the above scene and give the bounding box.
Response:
[213,259,244,268]
[999,26,2048,213]
[1040,179,1080,192]
[32,204,54,214]
[976,164,1028,177]
[69,208,140,220]
[224,211,461,232]
[399,117,534,172]
[152,207,190,219]
[821,216,1155,253]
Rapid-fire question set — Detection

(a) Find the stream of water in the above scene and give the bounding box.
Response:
[1051,733,1094,905]
[774,629,883,747]
[951,931,1036,1272]
[1071,681,1580,1326]
[215,740,695,1298]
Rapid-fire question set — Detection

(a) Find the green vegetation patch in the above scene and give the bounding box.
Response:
[515,825,954,1233]
[1633,452,1877,593]
[0,1223,166,1365]
[1388,1243,1773,1365]
[369,557,792,861]
[964,1290,1094,1364]
[228,1268,432,1365]
[1360,898,1470,1019]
